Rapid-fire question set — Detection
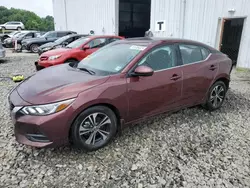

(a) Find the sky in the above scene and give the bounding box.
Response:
[0,0,53,17]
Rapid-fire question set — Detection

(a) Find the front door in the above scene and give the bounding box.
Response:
[178,44,217,106]
[79,38,108,60]
[126,44,183,122]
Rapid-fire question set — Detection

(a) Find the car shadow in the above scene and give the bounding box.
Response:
[28,89,250,159]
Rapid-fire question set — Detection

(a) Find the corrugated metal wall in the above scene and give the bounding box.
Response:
[53,0,117,35]
[53,0,250,68]
[52,0,67,30]
[150,0,250,68]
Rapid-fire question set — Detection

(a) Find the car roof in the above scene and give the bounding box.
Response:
[87,35,123,39]
[117,37,215,50]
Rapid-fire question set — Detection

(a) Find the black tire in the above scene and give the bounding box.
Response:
[64,59,78,67]
[17,27,22,31]
[203,81,227,111]
[64,59,78,64]
[70,106,117,151]
[30,44,39,53]
[1,27,5,30]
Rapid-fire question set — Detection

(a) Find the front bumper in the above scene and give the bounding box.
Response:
[8,89,73,148]
[34,61,45,71]
[21,44,29,51]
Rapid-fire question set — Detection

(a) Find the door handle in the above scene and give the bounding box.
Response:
[170,74,181,81]
[209,65,217,71]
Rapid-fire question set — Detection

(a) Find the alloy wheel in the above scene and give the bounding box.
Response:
[79,113,111,145]
[210,85,225,108]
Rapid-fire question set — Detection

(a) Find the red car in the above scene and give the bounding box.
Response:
[9,38,232,151]
[35,35,124,71]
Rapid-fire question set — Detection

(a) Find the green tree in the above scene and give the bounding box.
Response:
[0,6,54,31]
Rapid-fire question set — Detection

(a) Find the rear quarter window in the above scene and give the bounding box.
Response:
[179,44,211,65]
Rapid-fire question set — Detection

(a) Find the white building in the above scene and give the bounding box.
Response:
[52,0,250,68]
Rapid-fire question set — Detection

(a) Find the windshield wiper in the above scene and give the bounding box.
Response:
[65,46,72,49]
[78,67,95,75]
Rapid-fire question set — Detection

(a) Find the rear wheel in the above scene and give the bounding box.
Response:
[70,106,117,151]
[30,44,39,53]
[204,81,227,111]
[17,27,22,31]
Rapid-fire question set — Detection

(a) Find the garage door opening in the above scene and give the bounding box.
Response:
[119,0,151,38]
[220,18,244,65]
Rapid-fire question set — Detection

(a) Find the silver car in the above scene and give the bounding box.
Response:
[0,41,6,58]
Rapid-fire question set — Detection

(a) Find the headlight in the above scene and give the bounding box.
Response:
[48,55,61,60]
[20,98,75,116]
[43,47,51,51]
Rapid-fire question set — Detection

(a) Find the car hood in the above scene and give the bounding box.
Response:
[22,37,45,43]
[41,48,72,56]
[16,64,110,104]
[40,42,56,49]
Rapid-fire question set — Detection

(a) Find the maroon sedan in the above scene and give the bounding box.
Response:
[8,38,232,151]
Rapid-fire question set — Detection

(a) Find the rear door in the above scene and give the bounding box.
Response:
[178,44,217,106]
[126,44,183,122]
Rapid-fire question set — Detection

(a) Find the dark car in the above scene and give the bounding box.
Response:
[8,38,232,151]
[21,31,77,53]
[38,34,88,55]
[14,31,43,50]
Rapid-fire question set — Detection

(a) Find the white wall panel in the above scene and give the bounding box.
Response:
[150,0,250,68]
[52,0,67,30]
[53,0,117,35]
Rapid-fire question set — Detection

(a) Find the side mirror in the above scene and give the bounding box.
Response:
[130,65,154,77]
[82,44,90,50]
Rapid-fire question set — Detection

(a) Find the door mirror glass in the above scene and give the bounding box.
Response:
[132,65,154,77]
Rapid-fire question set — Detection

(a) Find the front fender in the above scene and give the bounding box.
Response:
[69,76,128,125]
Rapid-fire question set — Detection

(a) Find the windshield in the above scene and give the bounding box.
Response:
[16,32,28,38]
[76,43,146,75]
[9,31,19,36]
[41,32,52,38]
[55,35,71,44]
[66,37,89,48]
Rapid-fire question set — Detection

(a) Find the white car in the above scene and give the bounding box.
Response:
[0,22,25,31]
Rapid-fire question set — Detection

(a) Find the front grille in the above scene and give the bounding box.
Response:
[40,56,48,61]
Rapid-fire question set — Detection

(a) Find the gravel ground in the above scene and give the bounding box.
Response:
[0,50,250,188]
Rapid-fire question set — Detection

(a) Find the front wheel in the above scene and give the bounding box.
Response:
[203,81,227,111]
[30,44,39,53]
[17,27,22,31]
[70,106,117,151]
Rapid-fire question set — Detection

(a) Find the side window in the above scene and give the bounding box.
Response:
[108,38,121,44]
[57,32,67,37]
[65,37,74,44]
[47,32,57,38]
[24,33,33,39]
[88,38,107,48]
[201,47,210,59]
[138,45,176,71]
[179,44,205,65]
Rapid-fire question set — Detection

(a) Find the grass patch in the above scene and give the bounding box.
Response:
[236,67,250,73]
